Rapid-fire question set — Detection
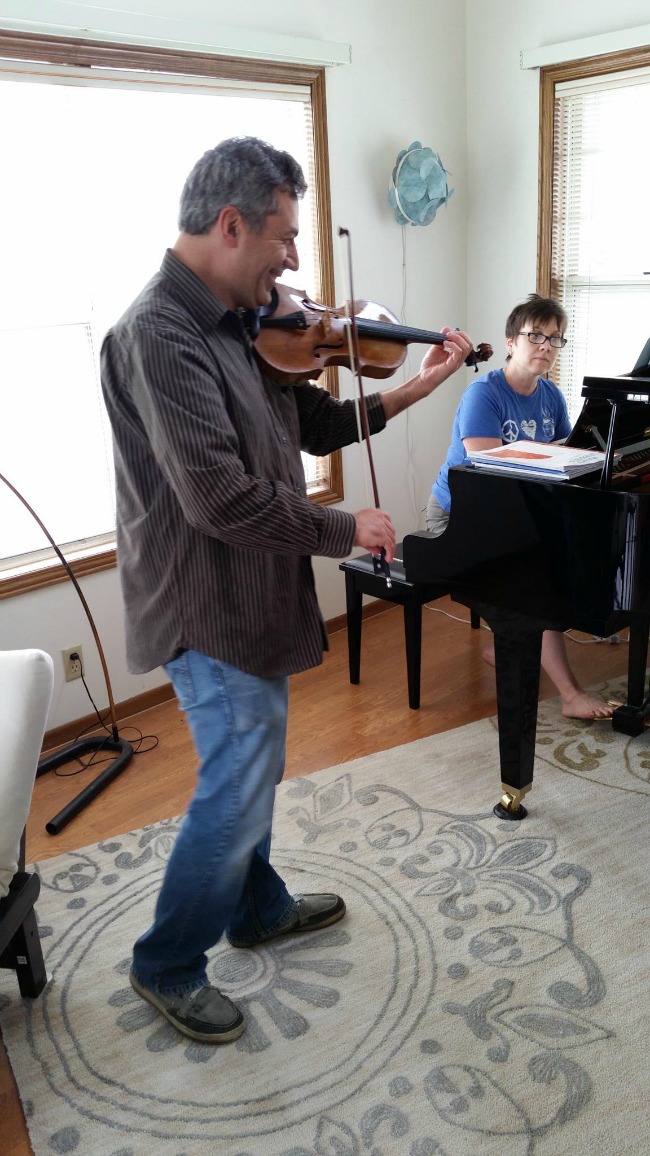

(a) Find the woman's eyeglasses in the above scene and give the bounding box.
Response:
[519,331,567,349]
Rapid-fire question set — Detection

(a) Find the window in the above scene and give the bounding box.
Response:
[538,47,650,418]
[0,33,341,598]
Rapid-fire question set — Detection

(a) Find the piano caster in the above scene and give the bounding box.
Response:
[493,785,530,822]
[611,704,648,737]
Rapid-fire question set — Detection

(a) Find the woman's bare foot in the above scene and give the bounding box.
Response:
[560,690,613,720]
[483,642,612,719]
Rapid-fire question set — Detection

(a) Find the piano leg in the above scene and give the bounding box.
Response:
[612,615,650,736]
[476,606,544,821]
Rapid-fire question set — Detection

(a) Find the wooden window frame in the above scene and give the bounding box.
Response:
[0,29,342,601]
[537,44,650,296]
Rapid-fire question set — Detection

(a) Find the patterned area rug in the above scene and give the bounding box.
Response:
[1,675,649,1156]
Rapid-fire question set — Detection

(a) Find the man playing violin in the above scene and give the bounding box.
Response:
[101,135,471,1045]
[426,292,613,721]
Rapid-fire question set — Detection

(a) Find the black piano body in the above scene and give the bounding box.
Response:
[403,371,650,820]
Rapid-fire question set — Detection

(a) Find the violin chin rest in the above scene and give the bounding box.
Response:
[241,308,261,339]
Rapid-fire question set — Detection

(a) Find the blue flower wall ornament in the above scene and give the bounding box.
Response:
[388,140,454,226]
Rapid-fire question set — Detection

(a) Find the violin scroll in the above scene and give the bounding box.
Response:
[464,342,493,372]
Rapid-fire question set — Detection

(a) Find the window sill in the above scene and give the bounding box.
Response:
[1,410,346,604]
[0,543,117,600]
[0,470,344,599]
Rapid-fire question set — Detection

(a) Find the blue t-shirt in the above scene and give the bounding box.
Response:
[433,367,572,511]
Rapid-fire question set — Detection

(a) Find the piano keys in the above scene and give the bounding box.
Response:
[403,365,650,821]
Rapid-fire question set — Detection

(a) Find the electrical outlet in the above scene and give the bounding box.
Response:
[62,645,83,682]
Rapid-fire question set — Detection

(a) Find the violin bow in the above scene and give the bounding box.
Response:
[338,227,393,589]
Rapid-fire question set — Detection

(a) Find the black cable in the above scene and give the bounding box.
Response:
[52,653,159,777]
[53,727,160,776]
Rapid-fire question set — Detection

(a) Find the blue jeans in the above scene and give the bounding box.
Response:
[131,650,294,994]
[425,492,450,536]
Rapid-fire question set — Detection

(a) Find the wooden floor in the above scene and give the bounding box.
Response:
[1,599,633,1155]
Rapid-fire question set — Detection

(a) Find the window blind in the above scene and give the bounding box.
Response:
[551,68,650,417]
[0,62,328,566]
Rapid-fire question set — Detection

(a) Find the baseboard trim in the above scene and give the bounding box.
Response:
[42,600,395,752]
[326,597,393,637]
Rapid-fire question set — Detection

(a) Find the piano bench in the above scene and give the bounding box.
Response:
[339,546,480,710]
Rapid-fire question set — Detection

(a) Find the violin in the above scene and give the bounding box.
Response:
[251,283,492,385]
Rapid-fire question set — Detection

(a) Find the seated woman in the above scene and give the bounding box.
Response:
[427,292,613,721]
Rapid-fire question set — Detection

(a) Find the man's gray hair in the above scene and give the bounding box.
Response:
[179,136,307,235]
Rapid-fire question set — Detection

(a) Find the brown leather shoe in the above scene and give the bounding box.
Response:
[129,972,245,1042]
[227,892,346,948]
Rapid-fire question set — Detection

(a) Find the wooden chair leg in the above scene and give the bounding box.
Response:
[12,908,47,998]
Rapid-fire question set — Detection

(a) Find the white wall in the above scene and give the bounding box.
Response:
[465,0,650,357]
[2,0,649,727]
[0,567,162,725]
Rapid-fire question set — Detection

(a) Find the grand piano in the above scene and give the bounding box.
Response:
[403,344,650,820]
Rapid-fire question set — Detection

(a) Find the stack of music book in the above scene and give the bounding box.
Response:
[466,441,606,482]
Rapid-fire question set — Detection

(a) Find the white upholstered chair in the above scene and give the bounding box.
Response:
[0,648,53,997]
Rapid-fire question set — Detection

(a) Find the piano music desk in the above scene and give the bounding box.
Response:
[339,546,481,710]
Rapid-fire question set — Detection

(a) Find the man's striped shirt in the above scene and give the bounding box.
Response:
[100,250,387,678]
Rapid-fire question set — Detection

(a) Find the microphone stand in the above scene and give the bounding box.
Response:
[1,472,133,835]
